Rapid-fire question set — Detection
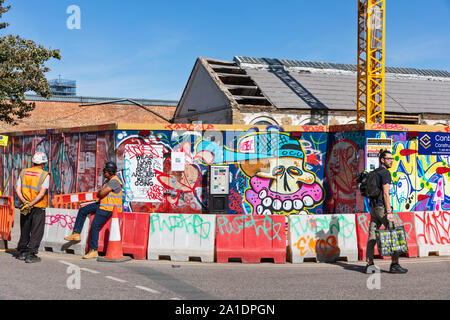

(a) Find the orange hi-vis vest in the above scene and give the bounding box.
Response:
[99,175,123,212]
[20,166,49,208]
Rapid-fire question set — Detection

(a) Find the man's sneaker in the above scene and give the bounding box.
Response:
[364,263,380,274]
[389,263,408,274]
[64,232,81,242]
[25,253,41,263]
[82,250,98,259]
[17,252,28,261]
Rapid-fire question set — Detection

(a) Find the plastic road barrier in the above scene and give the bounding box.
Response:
[355,212,418,260]
[52,192,98,209]
[121,211,150,260]
[414,211,450,257]
[147,213,216,262]
[0,196,14,250]
[40,208,90,255]
[215,214,286,263]
[289,214,358,263]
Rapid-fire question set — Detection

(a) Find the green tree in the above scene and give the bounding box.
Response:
[0,0,61,125]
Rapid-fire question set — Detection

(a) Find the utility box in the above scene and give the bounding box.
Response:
[208,165,229,214]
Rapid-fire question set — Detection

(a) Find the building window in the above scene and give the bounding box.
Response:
[250,116,278,126]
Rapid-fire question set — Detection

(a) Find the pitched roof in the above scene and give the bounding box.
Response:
[232,56,450,114]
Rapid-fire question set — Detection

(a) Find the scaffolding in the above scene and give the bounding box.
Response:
[49,79,76,96]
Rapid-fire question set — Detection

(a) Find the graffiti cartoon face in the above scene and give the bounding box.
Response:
[240,134,324,215]
[256,157,315,193]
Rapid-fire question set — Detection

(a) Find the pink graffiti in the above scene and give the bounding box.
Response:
[124,144,162,159]
[46,214,76,230]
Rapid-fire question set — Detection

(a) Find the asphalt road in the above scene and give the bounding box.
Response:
[2,209,449,303]
[1,249,449,301]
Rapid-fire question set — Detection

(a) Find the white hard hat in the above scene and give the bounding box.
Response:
[32,152,48,164]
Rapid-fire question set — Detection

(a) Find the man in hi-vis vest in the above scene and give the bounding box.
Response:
[15,152,50,263]
[64,161,123,259]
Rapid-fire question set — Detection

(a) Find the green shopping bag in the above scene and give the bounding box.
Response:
[375,224,409,256]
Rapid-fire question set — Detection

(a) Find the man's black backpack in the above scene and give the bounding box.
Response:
[357,168,381,199]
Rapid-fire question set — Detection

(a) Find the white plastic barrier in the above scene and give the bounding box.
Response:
[39,208,90,255]
[414,211,450,257]
[147,213,216,262]
[288,214,358,263]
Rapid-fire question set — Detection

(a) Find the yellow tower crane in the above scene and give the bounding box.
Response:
[357,0,386,124]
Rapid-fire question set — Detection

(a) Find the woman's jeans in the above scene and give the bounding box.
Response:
[73,202,111,251]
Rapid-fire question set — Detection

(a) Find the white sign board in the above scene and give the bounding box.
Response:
[124,144,164,203]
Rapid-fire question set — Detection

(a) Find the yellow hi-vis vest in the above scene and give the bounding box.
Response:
[20,167,49,208]
[99,175,123,212]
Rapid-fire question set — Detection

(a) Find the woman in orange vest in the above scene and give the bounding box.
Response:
[64,161,123,259]
[15,152,50,263]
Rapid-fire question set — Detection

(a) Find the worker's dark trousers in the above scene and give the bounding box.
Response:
[17,207,46,255]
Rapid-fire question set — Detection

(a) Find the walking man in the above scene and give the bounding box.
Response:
[64,161,123,259]
[365,150,408,274]
[15,152,50,263]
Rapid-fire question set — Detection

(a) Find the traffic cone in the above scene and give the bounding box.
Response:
[97,206,131,263]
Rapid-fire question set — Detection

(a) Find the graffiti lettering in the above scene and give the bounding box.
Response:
[294,235,340,258]
[165,123,215,131]
[370,123,407,131]
[46,214,76,230]
[291,214,356,239]
[150,213,211,239]
[216,215,283,241]
[415,211,450,245]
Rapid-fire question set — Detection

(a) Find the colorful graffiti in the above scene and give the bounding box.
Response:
[368,131,450,212]
[325,132,365,214]
[195,129,326,215]
[1,125,448,216]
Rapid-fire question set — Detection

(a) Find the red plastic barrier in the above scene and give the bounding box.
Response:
[355,212,418,260]
[0,196,14,247]
[87,211,149,259]
[215,214,286,263]
[121,211,150,260]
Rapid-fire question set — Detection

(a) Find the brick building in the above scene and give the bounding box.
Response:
[1,94,178,133]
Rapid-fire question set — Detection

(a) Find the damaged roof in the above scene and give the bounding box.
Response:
[232,56,450,114]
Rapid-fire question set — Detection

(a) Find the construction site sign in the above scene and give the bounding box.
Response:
[366,138,392,170]
[0,135,8,147]
[418,132,450,156]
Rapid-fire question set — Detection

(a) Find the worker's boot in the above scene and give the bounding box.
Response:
[82,249,98,259]
[64,232,81,242]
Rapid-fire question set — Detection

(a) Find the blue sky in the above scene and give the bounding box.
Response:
[2,0,450,100]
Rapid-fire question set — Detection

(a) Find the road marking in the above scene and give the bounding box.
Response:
[135,285,161,294]
[105,276,128,283]
[81,268,100,274]
[58,260,77,267]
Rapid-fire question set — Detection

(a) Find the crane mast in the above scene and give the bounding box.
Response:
[357,0,386,124]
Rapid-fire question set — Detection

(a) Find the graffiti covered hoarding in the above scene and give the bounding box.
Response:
[366,130,450,212]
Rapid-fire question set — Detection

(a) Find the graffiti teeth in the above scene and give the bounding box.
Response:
[272,199,282,211]
[293,199,303,210]
[262,197,273,207]
[282,200,293,211]
[303,196,314,207]
[256,205,264,214]
[258,189,267,199]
